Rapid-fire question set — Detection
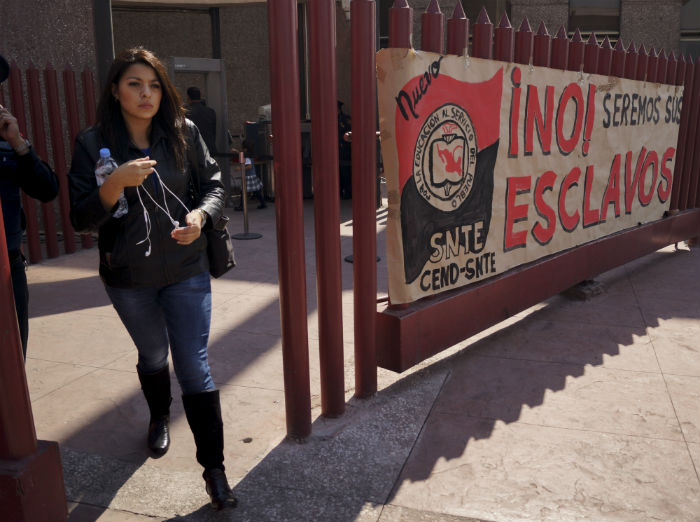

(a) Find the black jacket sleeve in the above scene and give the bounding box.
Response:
[6,147,59,202]
[67,129,113,233]
[187,120,225,226]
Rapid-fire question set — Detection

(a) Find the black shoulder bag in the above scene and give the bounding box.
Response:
[188,147,236,278]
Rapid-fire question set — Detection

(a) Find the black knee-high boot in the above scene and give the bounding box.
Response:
[182,390,237,510]
[137,365,171,456]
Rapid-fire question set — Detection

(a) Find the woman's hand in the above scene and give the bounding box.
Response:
[111,158,157,188]
[171,210,204,245]
[98,157,157,211]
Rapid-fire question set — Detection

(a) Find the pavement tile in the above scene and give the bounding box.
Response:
[469,316,659,372]
[433,354,683,439]
[650,329,700,377]
[664,374,700,443]
[25,358,99,401]
[28,311,137,367]
[241,368,448,504]
[391,414,700,522]
[690,443,700,477]
[378,505,485,521]
[67,502,165,522]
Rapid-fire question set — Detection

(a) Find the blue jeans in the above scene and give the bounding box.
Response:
[105,271,214,395]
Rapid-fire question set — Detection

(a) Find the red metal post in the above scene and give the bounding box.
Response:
[657,49,669,84]
[267,0,312,438]
[8,63,41,264]
[514,17,533,65]
[63,67,93,249]
[26,65,59,259]
[624,41,638,80]
[351,0,378,398]
[679,58,698,210]
[45,66,76,254]
[597,35,612,75]
[665,51,677,87]
[533,21,551,67]
[583,32,599,74]
[471,6,493,59]
[551,26,569,70]
[389,0,413,49]
[421,0,444,54]
[611,38,626,77]
[567,28,585,72]
[635,43,649,81]
[0,205,68,522]
[494,13,513,62]
[683,57,700,209]
[308,0,345,418]
[81,67,97,126]
[0,211,37,459]
[671,55,691,210]
[446,1,469,56]
[647,47,659,83]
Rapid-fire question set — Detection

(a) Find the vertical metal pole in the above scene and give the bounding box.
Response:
[494,13,514,63]
[471,7,493,59]
[45,66,76,254]
[671,55,690,211]
[683,58,700,209]
[635,43,649,82]
[551,26,569,70]
[267,0,312,439]
[389,0,413,49]
[597,35,613,76]
[624,41,638,80]
[532,22,551,67]
[647,47,659,83]
[351,0,377,399]
[0,208,37,459]
[63,67,93,249]
[93,0,115,89]
[611,38,627,78]
[308,0,345,417]
[8,63,41,264]
[421,0,444,54]
[567,28,585,72]
[583,32,599,74]
[240,152,250,233]
[26,64,59,259]
[514,17,533,65]
[446,2,468,56]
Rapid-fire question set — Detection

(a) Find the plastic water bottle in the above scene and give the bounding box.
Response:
[95,148,128,218]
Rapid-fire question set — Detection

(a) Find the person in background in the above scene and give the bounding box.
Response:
[337,100,352,199]
[68,47,236,510]
[232,140,266,210]
[0,54,59,358]
[185,86,217,155]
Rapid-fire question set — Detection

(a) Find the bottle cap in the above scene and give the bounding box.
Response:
[99,148,111,158]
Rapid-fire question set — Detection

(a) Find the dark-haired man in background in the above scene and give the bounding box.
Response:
[186,86,217,155]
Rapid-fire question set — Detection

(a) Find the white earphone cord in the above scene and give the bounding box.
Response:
[135,167,193,257]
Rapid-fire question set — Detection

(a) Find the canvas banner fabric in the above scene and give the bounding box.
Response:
[377,49,683,304]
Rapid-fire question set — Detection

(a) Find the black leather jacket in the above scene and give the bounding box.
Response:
[68,120,225,288]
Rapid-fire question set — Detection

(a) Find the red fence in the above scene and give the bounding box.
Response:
[0,61,97,264]
[266,0,700,439]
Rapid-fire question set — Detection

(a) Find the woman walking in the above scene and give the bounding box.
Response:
[68,47,236,510]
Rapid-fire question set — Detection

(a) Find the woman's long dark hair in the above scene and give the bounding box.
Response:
[96,47,187,171]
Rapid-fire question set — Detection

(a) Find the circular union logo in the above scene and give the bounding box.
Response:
[413,103,477,211]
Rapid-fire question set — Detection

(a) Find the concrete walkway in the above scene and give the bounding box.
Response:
[23,197,699,522]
